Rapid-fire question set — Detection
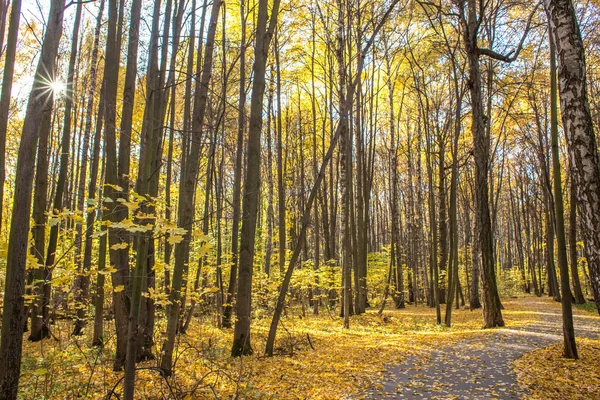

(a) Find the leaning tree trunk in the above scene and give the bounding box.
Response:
[264,0,399,353]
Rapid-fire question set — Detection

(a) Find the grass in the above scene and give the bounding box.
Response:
[574,300,599,314]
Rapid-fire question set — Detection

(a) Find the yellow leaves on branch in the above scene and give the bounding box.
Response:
[167,234,184,245]
[114,285,125,293]
[110,242,128,251]
[98,265,117,275]
[104,183,124,192]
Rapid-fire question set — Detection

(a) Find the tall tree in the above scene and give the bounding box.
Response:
[453,0,536,327]
[548,25,578,358]
[33,0,83,342]
[231,0,281,356]
[545,0,600,313]
[0,0,65,396]
[73,0,106,336]
[102,0,127,371]
[161,0,223,374]
[222,0,247,328]
[0,0,21,232]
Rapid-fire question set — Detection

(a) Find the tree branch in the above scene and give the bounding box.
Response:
[478,2,540,63]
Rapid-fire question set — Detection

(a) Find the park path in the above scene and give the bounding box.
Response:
[362,297,600,400]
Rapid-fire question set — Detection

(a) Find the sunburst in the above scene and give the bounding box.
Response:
[49,80,66,96]
[30,62,70,104]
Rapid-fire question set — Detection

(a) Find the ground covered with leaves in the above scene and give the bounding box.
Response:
[514,337,600,400]
[18,298,541,399]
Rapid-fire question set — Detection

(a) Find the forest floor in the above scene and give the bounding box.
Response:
[362,296,600,400]
[16,296,600,399]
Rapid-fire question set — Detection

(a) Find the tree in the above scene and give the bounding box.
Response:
[0,0,21,232]
[545,0,600,314]
[161,0,223,375]
[0,0,65,396]
[453,0,537,327]
[232,0,281,356]
[32,0,83,342]
[548,24,578,358]
[73,0,105,337]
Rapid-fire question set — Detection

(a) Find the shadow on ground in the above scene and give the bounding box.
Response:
[360,297,600,400]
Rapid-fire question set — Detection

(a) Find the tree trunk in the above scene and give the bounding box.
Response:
[29,104,53,341]
[160,0,222,374]
[549,26,578,358]
[545,0,600,313]
[569,170,586,304]
[232,0,281,356]
[102,0,128,371]
[0,1,65,396]
[0,0,21,233]
[35,0,82,344]
[461,0,504,327]
[73,0,105,336]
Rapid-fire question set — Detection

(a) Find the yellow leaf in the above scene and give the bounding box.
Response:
[105,183,123,192]
[168,235,184,245]
[111,242,128,250]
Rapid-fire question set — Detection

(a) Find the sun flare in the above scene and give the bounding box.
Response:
[50,80,66,95]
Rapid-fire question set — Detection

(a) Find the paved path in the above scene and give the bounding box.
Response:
[362,298,600,399]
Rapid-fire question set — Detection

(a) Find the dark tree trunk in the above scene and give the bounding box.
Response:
[232,0,281,356]
[0,1,64,396]
[0,0,22,233]
[548,25,578,358]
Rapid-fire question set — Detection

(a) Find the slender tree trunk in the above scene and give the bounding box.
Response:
[265,77,275,276]
[569,170,586,304]
[102,0,127,371]
[161,0,222,374]
[232,0,281,356]
[73,0,105,336]
[445,83,462,326]
[123,0,163,395]
[29,0,81,343]
[0,0,21,233]
[276,35,286,276]
[336,0,353,327]
[29,104,53,341]
[222,0,245,328]
[0,1,64,396]
[91,85,107,346]
[549,28,578,358]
